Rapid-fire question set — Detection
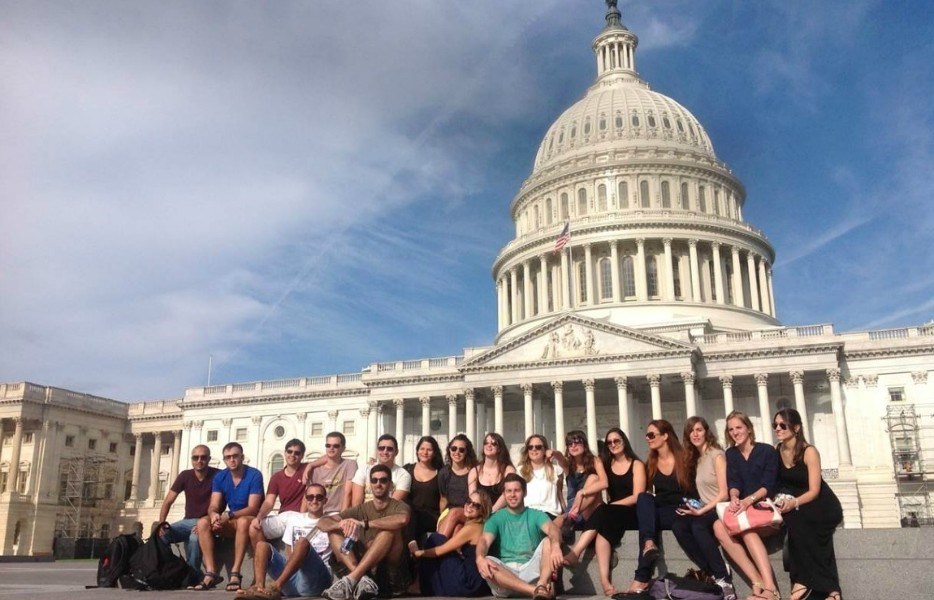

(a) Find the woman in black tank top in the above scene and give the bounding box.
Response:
[468,432,515,511]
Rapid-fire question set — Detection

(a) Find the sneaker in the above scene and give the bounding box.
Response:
[323,576,356,600]
[715,577,737,600]
[354,575,379,600]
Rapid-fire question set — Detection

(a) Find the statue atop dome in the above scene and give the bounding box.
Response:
[604,0,624,30]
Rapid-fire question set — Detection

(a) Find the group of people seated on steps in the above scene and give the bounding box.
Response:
[156,409,842,600]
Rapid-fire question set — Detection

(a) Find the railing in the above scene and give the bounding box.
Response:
[869,328,910,341]
[261,378,300,390]
[186,371,366,400]
[369,355,463,376]
[697,324,834,345]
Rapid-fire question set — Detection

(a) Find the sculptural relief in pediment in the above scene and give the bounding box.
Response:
[540,324,599,359]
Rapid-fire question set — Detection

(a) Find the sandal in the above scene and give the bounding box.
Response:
[626,580,650,593]
[747,589,781,600]
[641,543,660,564]
[235,586,261,600]
[789,584,811,600]
[601,582,616,596]
[188,572,223,591]
[225,572,243,592]
[826,593,842,600]
[562,547,581,566]
[254,586,282,600]
[532,584,553,600]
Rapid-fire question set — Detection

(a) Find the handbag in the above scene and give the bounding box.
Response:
[716,499,782,536]
[648,574,724,599]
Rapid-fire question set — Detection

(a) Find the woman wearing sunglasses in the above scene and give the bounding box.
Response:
[519,435,565,518]
[625,419,692,594]
[573,428,644,596]
[558,430,608,563]
[468,432,516,512]
[773,409,843,600]
[714,410,780,600]
[409,491,492,596]
[438,434,478,538]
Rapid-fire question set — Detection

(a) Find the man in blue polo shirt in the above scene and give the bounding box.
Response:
[190,441,264,591]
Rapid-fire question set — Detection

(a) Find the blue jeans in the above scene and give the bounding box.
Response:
[267,547,332,597]
[160,517,202,571]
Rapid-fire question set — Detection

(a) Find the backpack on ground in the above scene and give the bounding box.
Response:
[95,532,142,587]
[121,527,197,590]
[649,573,724,600]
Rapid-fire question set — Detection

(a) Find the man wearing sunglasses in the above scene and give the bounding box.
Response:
[350,434,410,506]
[246,483,334,599]
[192,442,265,591]
[157,444,218,577]
[304,432,358,514]
[318,464,411,600]
[250,439,310,550]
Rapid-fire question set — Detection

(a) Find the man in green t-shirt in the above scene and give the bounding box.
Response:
[476,473,563,599]
[317,464,410,600]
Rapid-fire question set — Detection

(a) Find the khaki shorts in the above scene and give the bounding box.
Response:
[486,539,546,597]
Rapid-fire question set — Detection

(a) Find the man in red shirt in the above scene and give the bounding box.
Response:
[250,438,309,549]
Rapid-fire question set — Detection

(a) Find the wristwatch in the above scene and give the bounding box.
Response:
[227,509,235,519]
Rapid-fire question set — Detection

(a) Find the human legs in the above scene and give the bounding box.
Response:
[593,533,616,595]
[672,512,728,580]
[162,518,202,571]
[739,530,777,596]
[713,520,766,595]
[484,539,551,598]
[192,516,223,589]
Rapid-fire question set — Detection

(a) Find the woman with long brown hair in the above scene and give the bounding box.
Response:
[437,434,478,537]
[626,419,692,594]
[468,432,515,511]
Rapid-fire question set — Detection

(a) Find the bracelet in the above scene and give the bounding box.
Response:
[794,497,799,511]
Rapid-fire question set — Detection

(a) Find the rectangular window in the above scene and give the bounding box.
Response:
[88,439,97,451]
[23,432,34,444]
[889,387,905,402]
[16,471,28,493]
[65,435,75,447]
[311,422,324,437]
[2,435,11,446]
[161,445,171,455]
[342,421,355,436]
[235,428,248,442]
[207,430,218,442]
[109,442,118,453]
[0,473,7,492]
[129,444,135,456]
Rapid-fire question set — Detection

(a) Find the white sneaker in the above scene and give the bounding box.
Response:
[353,575,379,600]
[323,576,356,600]
[715,577,737,600]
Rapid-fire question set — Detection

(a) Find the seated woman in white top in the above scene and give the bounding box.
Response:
[517,434,564,517]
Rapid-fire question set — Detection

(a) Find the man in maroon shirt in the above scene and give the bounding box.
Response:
[250,438,309,548]
[157,444,219,573]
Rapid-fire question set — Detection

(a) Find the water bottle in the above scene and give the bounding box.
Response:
[682,497,703,510]
[339,523,358,555]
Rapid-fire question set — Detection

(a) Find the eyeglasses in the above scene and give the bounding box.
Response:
[526,444,544,451]
[305,493,326,502]
[644,432,660,440]
[606,438,623,447]
[325,443,342,449]
[191,454,210,461]
[370,477,390,484]
[566,437,584,446]
[772,422,789,431]
[285,449,303,456]
[449,446,467,454]
[377,445,396,452]
[223,454,242,460]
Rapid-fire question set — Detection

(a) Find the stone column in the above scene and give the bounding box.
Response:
[476,400,487,438]
[552,381,565,452]
[465,388,476,443]
[747,253,761,311]
[635,238,647,301]
[523,260,533,318]
[615,377,630,437]
[583,379,597,450]
[4,417,23,493]
[688,239,701,302]
[584,244,594,305]
[129,432,143,501]
[827,368,851,467]
[539,255,549,314]
[790,370,811,440]
[663,238,675,300]
[720,375,734,416]
[170,431,182,485]
[328,410,339,432]
[755,373,772,443]
[682,372,696,417]
[149,432,163,504]
[492,385,504,434]
[712,242,725,304]
[366,402,379,458]
[419,397,431,436]
[496,280,505,329]
[731,246,745,307]
[560,250,570,309]
[551,264,562,312]
[767,267,776,317]
[447,394,459,439]
[510,267,519,323]
[648,374,662,419]
[393,399,405,460]
[610,241,621,302]
[520,384,534,438]
[758,259,770,314]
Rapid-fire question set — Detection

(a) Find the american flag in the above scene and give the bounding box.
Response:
[553,221,570,254]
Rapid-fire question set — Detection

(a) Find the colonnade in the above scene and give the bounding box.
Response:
[496,237,775,330]
[126,430,182,505]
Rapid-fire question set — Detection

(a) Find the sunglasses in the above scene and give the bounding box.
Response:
[484,440,499,447]
[223,454,242,460]
[377,445,396,452]
[566,438,584,446]
[465,500,482,510]
[285,449,303,456]
[449,446,467,454]
[644,432,660,440]
[305,493,326,502]
[325,443,342,449]
[370,477,391,484]
[606,438,623,447]
[526,444,544,451]
[773,422,789,431]
[191,455,210,461]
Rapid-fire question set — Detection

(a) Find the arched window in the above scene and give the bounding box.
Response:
[584,118,591,136]
[597,184,607,211]
[577,261,587,303]
[680,182,689,210]
[639,180,650,208]
[698,186,707,213]
[618,181,629,209]
[560,193,569,219]
[622,255,636,297]
[631,113,640,127]
[599,116,607,131]
[647,256,659,297]
[615,114,624,129]
[545,198,553,224]
[599,258,612,300]
[647,114,657,128]
[661,181,671,208]
[577,188,588,216]
[269,453,284,474]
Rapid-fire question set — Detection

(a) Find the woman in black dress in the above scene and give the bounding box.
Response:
[404,436,443,546]
[437,434,478,537]
[773,409,843,600]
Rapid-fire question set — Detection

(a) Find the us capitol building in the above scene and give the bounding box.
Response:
[2,2,932,556]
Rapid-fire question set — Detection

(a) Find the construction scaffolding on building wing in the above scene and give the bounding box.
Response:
[886,404,933,526]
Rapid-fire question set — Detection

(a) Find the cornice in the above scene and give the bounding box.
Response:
[128,414,184,424]
[0,397,128,421]
[459,349,694,375]
[843,345,934,360]
[179,387,368,410]
[701,343,843,362]
[364,373,465,388]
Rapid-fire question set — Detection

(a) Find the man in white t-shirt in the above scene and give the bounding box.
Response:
[350,434,411,505]
[246,483,333,598]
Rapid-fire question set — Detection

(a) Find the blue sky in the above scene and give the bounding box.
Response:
[1,0,932,401]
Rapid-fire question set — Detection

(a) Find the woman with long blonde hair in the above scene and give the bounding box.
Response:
[518,434,564,518]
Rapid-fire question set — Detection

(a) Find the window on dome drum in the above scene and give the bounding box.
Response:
[622,256,636,297]
[698,186,707,212]
[639,180,650,208]
[545,198,553,224]
[661,181,671,208]
[677,119,685,133]
[647,115,657,128]
[599,117,607,131]
[616,115,624,129]
[673,256,683,298]
[680,182,690,210]
[647,256,659,297]
[618,181,629,208]
[663,116,672,129]
[597,184,607,211]
[631,114,640,127]
[269,453,285,474]
[713,190,721,216]
[560,193,569,219]
[577,261,587,303]
[599,258,612,300]
[577,188,588,216]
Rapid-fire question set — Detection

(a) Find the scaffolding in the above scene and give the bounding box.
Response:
[885,404,932,526]
[58,454,119,538]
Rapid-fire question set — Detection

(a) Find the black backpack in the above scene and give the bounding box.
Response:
[121,528,197,590]
[95,533,142,587]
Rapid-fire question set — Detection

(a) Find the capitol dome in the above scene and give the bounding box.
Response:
[492,1,779,342]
